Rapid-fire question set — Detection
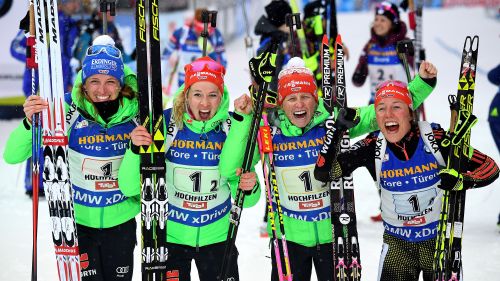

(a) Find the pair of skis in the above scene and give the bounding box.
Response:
[433,35,479,281]
[255,93,292,280]
[32,0,81,280]
[315,34,361,281]
[135,0,168,280]
[218,43,279,281]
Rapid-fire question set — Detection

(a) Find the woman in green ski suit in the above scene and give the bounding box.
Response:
[118,56,258,281]
[219,57,437,281]
[3,36,140,280]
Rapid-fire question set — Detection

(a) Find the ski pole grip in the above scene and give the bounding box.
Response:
[209,11,217,27]
[396,39,414,82]
[396,39,415,56]
[109,1,116,16]
[27,4,37,70]
[285,13,301,57]
[409,11,416,30]
[448,94,458,132]
[285,13,302,30]
[29,4,35,36]
[201,9,210,24]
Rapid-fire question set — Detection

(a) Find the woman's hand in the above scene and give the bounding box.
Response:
[130,126,152,146]
[23,95,48,123]
[234,94,253,115]
[236,168,257,191]
[419,61,438,79]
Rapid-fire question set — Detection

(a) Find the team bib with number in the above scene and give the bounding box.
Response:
[272,127,331,222]
[367,44,408,96]
[68,116,134,207]
[165,126,230,226]
[379,138,443,242]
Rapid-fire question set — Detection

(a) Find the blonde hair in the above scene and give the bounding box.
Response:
[172,88,189,130]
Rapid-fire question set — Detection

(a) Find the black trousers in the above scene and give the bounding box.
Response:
[165,241,239,281]
[378,233,435,281]
[271,240,333,281]
[77,218,137,281]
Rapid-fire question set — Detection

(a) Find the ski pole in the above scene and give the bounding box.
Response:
[397,39,424,121]
[27,2,40,280]
[396,39,414,83]
[100,0,116,35]
[285,13,301,58]
[240,0,253,60]
[201,10,217,57]
[164,58,179,95]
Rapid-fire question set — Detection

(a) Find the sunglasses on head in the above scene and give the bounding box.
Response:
[186,58,225,74]
[86,44,122,59]
[376,80,407,91]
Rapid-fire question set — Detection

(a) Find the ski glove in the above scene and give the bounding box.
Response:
[19,11,30,33]
[352,69,367,87]
[249,85,278,109]
[335,107,360,130]
[438,168,464,191]
[249,46,277,85]
[304,51,320,73]
[269,30,288,44]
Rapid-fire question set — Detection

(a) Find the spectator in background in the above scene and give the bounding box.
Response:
[352,1,413,104]
[351,1,413,221]
[9,0,80,197]
[254,0,292,94]
[487,64,500,228]
[72,5,132,76]
[162,8,227,88]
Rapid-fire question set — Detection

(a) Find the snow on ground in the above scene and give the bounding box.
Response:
[0,6,499,281]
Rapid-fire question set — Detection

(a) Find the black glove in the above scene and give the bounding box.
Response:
[400,0,409,11]
[249,44,277,85]
[335,107,360,130]
[19,11,30,33]
[269,30,288,44]
[438,168,464,191]
[131,48,137,60]
[352,70,366,87]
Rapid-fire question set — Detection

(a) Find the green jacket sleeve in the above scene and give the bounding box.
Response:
[3,119,32,164]
[3,92,81,165]
[118,148,141,197]
[348,74,435,138]
[219,112,261,208]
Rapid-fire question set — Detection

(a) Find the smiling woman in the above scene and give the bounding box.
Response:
[218,56,439,281]
[118,55,260,281]
[3,34,141,280]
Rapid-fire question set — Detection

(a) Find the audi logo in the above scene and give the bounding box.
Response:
[116,266,129,274]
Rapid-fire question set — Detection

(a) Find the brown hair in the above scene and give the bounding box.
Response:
[194,8,207,22]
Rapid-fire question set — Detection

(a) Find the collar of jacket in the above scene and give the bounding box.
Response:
[173,83,230,134]
[71,65,138,126]
[273,97,330,137]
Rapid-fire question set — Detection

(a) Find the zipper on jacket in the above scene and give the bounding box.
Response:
[199,122,208,141]
[196,227,201,252]
[100,207,105,228]
[314,222,320,251]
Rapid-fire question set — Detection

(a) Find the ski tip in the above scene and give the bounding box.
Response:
[336,34,342,45]
[322,34,329,46]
